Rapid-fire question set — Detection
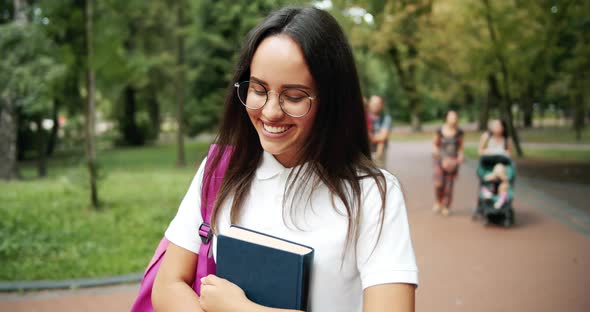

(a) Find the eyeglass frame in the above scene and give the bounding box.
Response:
[234,81,317,118]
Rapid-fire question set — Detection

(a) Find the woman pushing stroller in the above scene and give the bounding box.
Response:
[478,119,513,158]
[475,119,516,226]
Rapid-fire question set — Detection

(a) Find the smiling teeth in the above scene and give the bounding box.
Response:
[263,123,290,134]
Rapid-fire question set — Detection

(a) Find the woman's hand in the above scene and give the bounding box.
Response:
[432,149,440,160]
[199,275,252,312]
[478,132,488,156]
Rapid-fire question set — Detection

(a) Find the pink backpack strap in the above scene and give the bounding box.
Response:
[130,144,232,311]
[194,144,232,295]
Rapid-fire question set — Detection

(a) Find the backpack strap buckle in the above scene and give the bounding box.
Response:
[198,222,213,244]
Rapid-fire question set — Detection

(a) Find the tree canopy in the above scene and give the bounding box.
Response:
[1,0,588,181]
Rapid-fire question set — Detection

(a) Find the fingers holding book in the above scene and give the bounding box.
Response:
[199,274,250,312]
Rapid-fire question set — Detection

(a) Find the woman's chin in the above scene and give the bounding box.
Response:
[260,141,287,156]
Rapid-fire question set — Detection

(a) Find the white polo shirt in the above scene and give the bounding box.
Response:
[165,151,419,311]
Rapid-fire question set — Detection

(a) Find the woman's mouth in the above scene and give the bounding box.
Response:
[262,122,292,134]
[260,121,294,138]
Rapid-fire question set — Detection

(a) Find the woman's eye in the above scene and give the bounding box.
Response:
[250,87,266,95]
[285,96,304,102]
[283,90,307,102]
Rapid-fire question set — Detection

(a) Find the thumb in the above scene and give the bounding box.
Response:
[201,274,222,286]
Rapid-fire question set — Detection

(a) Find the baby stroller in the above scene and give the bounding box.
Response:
[473,155,515,227]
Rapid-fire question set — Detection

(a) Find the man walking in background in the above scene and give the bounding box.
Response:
[368,95,392,167]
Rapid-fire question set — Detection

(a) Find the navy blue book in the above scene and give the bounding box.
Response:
[216,225,314,311]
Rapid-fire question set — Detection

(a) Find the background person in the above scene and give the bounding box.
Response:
[432,110,464,217]
[368,95,392,167]
[478,119,512,157]
[478,119,513,210]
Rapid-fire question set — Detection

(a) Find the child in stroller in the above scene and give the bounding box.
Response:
[475,119,515,227]
[474,155,515,227]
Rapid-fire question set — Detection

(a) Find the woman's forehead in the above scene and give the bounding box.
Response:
[250,35,314,88]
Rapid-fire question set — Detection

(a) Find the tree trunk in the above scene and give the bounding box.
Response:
[0,0,26,180]
[463,85,475,122]
[521,85,534,128]
[175,3,186,167]
[407,44,421,132]
[119,20,144,146]
[85,0,99,209]
[409,99,421,131]
[121,85,144,145]
[479,75,498,131]
[147,86,160,141]
[478,97,490,131]
[482,0,523,156]
[46,98,60,156]
[389,46,422,132]
[522,102,533,128]
[572,80,585,142]
[13,0,26,23]
[35,117,48,177]
[0,95,19,180]
[499,84,523,156]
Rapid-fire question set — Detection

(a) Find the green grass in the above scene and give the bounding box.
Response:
[0,141,209,281]
[392,130,481,142]
[518,127,589,144]
[392,126,589,144]
[463,146,590,162]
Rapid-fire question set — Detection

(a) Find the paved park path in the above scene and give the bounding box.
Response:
[391,142,590,312]
[2,141,589,311]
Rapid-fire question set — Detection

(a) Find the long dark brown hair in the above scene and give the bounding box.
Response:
[204,7,387,254]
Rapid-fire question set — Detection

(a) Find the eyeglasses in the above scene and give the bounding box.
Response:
[234,81,316,118]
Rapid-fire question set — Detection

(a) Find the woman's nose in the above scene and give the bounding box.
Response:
[262,91,284,120]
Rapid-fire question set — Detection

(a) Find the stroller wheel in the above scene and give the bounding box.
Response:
[503,218,512,228]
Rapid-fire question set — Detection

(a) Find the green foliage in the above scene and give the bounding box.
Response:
[331,0,589,128]
[93,0,176,145]
[1,0,587,166]
[0,142,209,280]
[0,22,65,115]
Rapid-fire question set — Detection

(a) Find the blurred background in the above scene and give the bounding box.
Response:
[1,0,589,311]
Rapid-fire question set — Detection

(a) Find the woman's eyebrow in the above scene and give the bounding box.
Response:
[250,76,267,85]
[250,76,312,90]
[283,83,312,90]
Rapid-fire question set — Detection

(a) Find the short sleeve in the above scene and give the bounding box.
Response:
[457,129,465,149]
[356,172,419,289]
[382,115,392,130]
[164,157,207,254]
[434,128,442,146]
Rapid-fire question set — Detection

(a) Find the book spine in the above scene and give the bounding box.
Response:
[299,252,314,311]
[296,257,302,310]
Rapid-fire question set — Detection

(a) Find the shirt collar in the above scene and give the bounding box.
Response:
[256,151,288,180]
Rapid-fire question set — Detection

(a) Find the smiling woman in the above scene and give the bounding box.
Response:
[150,6,418,312]
[243,35,319,167]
